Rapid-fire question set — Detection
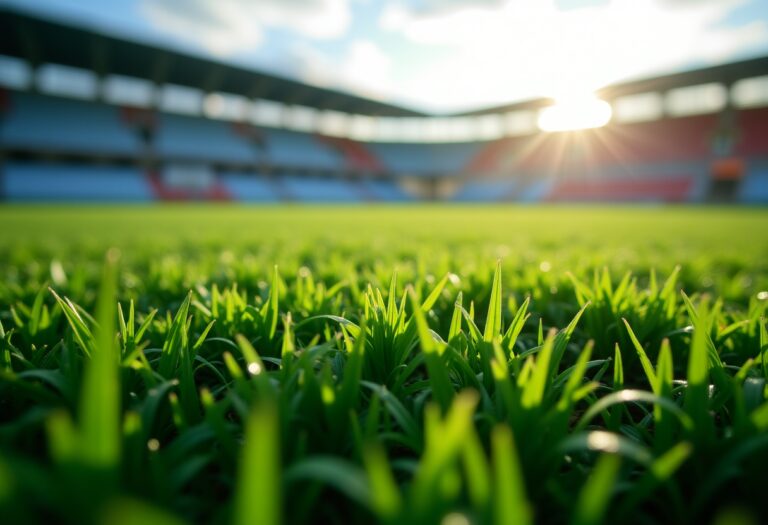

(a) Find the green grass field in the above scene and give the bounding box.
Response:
[1,205,767,525]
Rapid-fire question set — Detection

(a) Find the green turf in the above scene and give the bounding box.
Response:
[1,204,767,524]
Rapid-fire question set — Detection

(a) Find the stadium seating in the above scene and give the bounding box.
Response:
[370,143,479,175]
[517,178,556,203]
[1,87,766,204]
[452,178,518,201]
[154,114,259,164]
[360,179,413,201]
[317,136,382,172]
[262,129,344,171]
[220,172,280,202]
[546,175,695,202]
[466,115,719,176]
[2,163,153,201]
[740,163,768,203]
[185,173,410,203]
[466,134,578,174]
[733,108,768,156]
[282,176,363,202]
[465,138,516,174]
[580,116,717,166]
[145,170,231,201]
[0,92,140,155]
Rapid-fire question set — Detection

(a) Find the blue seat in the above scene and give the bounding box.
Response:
[518,179,555,203]
[2,163,154,201]
[740,167,768,203]
[155,115,260,164]
[263,130,344,170]
[220,173,279,202]
[368,143,479,175]
[362,179,412,201]
[453,179,517,201]
[283,176,362,202]
[0,92,139,155]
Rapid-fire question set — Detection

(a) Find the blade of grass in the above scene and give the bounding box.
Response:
[234,400,280,525]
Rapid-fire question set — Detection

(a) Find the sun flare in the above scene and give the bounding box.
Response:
[537,95,613,132]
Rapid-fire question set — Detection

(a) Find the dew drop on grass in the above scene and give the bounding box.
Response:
[757,291,768,300]
[321,384,335,405]
[50,260,67,286]
[247,362,262,375]
[539,261,552,272]
[617,390,635,402]
[147,438,160,452]
[587,432,620,454]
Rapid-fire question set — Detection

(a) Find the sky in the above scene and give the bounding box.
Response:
[2,0,768,113]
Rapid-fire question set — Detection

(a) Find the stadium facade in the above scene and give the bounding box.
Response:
[1,8,767,203]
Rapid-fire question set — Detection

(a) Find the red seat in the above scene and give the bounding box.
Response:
[465,114,720,174]
[546,176,694,202]
[733,108,768,156]
[317,135,382,171]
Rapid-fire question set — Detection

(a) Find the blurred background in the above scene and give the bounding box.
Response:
[0,0,767,204]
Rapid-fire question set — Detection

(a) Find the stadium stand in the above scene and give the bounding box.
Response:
[1,92,140,156]
[2,163,153,201]
[0,8,766,204]
[734,108,768,156]
[517,179,556,203]
[452,178,518,202]
[370,143,479,175]
[262,130,344,171]
[282,175,363,202]
[360,179,413,202]
[317,136,382,172]
[146,169,232,201]
[219,173,280,203]
[154,114,260,165]
[740,163,768,203]
[545,176,695,203]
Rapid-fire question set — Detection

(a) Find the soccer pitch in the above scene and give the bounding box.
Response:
[1,205,767,524]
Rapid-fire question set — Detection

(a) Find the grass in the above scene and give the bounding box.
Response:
[0,204,767,525]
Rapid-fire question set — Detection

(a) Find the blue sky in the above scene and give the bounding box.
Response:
[3,0,768,113]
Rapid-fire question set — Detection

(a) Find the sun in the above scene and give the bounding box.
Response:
[537,94,613,132]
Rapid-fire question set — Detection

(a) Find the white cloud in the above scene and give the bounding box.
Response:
[377,0,768,111]
[343,40,395,94]
[288,39,395,101]
[140,0,351,56]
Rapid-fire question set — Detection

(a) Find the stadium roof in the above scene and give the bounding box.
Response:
[457,55,768,116]
[0,7,426,117]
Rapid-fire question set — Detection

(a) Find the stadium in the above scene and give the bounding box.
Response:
[1,2,768,525]
[1,8,767,203]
